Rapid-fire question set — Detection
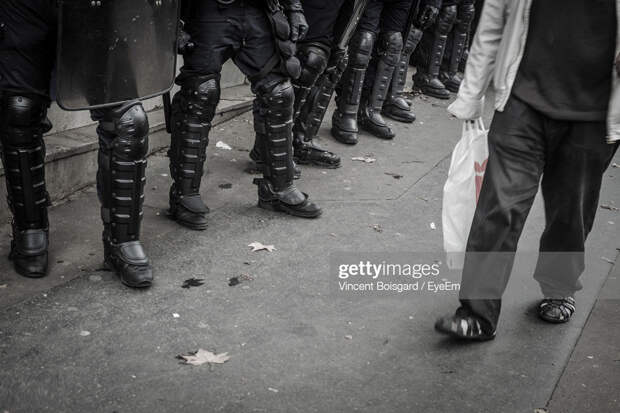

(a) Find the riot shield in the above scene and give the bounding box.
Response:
[56,0,179,111]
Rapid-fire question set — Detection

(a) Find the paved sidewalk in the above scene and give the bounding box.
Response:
[0,94,618,413]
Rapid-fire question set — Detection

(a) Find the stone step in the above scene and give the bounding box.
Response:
[0,84,254,224]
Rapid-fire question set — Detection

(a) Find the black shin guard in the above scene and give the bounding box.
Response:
[0,95,50,278]
[168,76,219,230]
[253,80,321,218]
[331,30,375,145]
[293,43,341,168]
[383,27,422,123]
[95,101,152,287]
[359,31,403,139]
[413,5,457,99]
[440,1,475,93]
[0,94,51,277]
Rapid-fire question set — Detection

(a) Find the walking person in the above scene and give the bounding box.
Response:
[435,0,620,340]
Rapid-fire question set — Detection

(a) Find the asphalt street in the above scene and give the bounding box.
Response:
[1,93,618,413]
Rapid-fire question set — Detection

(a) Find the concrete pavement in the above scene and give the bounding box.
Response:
[0,92,618,413]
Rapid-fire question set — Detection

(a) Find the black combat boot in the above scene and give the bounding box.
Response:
[95,101,153,288]
[331,30,375,145]
[167,76,218,230]
[0,94,51,278]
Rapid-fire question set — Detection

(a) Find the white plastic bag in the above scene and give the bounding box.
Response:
[442,119,488,269]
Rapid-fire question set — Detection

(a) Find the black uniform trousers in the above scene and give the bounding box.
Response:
[459,95,619,331]
[0,0,56,98]
[177,0,286,93]
[302,0,351,47]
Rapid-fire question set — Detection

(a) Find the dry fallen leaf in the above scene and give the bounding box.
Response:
[352,156,376,164]
[371,224,383,233]
[177,349,230,366]
[248,242,276,252]
[182,278,205,289]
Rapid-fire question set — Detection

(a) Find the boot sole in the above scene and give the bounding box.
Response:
[418,89,451,100]
[359,124,395,140]
[258,199,322,219]
[8,252,48,278]
[330,128,358,145]
[103,259,153,289]
[294,157,342,169]
[166,211,208,231]
[382,112,416,123]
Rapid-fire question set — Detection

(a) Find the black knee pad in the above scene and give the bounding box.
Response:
[259,80,295,121]
[437,5,458,35]
[174,75,220,124]
[297,43,330,88]
[0,94,50,146]
[349,30,376,69]
[378,31,404,65]
[98,101,149,160]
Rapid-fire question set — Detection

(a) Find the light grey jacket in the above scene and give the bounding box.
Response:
[447,0,620,144]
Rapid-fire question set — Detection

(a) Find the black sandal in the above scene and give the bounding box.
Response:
[538,297,576,324]
[435,313,496,341]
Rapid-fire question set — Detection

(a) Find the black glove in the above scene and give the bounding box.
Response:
[286,11,308,42]
[417,5,440,30]
[177,22,195,55]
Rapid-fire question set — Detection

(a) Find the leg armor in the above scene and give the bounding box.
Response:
[292,43,341,168]
[301,49,349,141]
[168,75,219,230]
[358,30,404,139]
[0,94,51,278]
[250,100,302,179]
[383,26,423,123]
[413,5,457,99]
[95,101,152,288]
[440,1,475,93]
[331,30,375,145]
[293,43,330,120]
[253,80,321,219]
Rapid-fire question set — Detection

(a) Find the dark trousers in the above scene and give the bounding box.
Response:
[178,1,285,92]
[0,0,56,98]
[359,0,413,34]
[459,96,619,331]
[302,0,350,46]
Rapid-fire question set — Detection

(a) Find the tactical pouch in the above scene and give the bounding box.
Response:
[263,0,301,80]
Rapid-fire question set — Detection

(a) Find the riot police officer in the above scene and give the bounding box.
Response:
[382,2,424,123]
[0,0,177,287]
[412,0,459,99]
[290,0,370,168]
[331,0,416,144]
[168,0,322,229]
[439,0,475,93]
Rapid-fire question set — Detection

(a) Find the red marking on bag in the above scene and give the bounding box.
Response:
[474,159,488,203]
